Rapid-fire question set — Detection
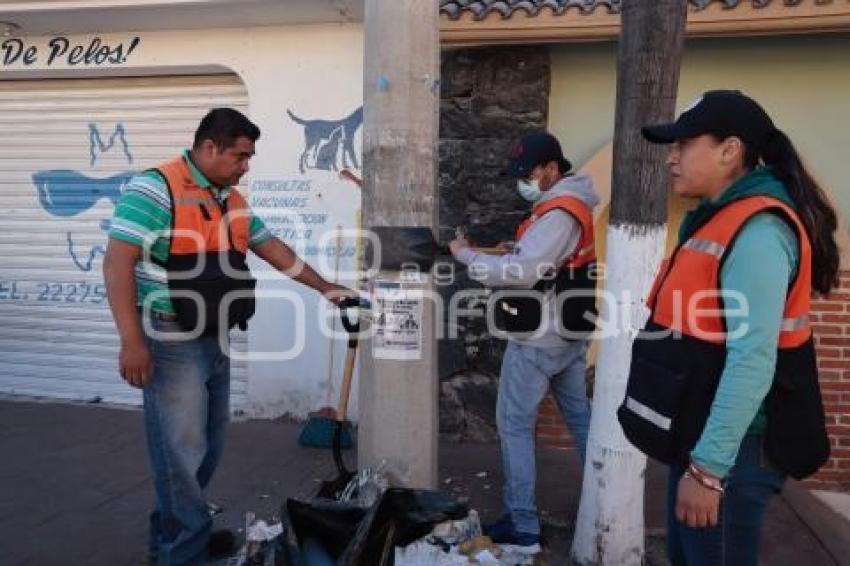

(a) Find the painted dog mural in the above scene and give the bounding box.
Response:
[31,123,135,272]
[287,106,362,174]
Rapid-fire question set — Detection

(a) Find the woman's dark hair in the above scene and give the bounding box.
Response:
[743,129,840,295]
[193,107,260,150]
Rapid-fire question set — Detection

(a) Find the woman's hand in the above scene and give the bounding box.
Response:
[676,469,722,528]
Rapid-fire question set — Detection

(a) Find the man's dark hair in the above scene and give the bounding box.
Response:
[193,108,260,150]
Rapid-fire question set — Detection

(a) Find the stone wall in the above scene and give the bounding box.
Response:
[437,46,550,440]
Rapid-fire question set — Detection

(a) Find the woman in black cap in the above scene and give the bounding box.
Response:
[618,90,838,565]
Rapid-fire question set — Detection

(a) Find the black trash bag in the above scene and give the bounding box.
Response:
[285,488,468,566]
[286,499,367,561]
[339,488,468,565]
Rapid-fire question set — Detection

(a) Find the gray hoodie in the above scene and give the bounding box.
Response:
[455,174,600,348]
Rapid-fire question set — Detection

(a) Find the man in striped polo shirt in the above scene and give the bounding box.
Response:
[103,108,350,565]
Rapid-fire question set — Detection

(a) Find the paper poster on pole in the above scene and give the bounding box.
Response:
[372,281,423,360]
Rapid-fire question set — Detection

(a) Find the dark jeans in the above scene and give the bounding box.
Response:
[666,435,785,566]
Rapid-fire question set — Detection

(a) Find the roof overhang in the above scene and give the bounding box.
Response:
[0,0,363,36]
[441,1,850,47]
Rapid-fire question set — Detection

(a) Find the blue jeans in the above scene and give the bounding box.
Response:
[666,435,786,566]
[144,317,230,565]
[497,340,591,535]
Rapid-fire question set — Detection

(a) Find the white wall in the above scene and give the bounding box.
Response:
[3,25,365,419]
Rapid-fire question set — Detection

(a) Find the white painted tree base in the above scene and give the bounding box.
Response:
[571,223,668,565]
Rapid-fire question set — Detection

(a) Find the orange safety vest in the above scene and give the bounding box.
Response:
[151,156,256,335]
[647,196,811,347]
[618,195,829,479]
[490,195,598,339]
[515,195,596,269]
[156,157,251,255]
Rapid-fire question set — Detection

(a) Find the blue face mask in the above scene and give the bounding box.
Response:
[517,178,543,202]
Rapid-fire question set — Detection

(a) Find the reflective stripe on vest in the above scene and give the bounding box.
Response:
[156,157,250,255]
[515,195,596,268]
[648,196,812,348]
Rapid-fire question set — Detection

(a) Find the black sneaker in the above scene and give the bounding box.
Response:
[207,529,238,560]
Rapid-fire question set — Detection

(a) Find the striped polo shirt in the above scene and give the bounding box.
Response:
[108,150,273,313]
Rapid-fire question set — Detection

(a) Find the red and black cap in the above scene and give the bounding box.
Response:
[642,90,776,151]
[503,132,572,179]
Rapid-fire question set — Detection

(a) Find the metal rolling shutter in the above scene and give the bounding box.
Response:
[0,74,251,409]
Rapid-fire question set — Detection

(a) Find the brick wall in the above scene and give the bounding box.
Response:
[536,272,850,490]
[536,395,579,451]
[808,270,850,490]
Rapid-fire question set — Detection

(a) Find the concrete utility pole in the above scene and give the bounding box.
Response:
[357,0,440,489]
[571,1,688,564]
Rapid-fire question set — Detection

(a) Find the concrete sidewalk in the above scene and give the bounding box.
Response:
[0,398,838,565]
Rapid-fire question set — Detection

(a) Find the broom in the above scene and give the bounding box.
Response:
[298,226,354,449]
[317,297,363,499]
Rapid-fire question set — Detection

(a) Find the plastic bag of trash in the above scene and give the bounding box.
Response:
[338,459,396,507]
[338,488,468,565]
[285,488,467,565]
[286,499,367,560]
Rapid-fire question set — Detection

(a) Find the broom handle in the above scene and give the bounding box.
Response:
[336,341,357,422]
[323,226,343,406]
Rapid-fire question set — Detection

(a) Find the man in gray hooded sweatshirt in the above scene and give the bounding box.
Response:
[449,132,597,550]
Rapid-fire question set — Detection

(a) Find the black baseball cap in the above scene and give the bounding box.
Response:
[503,132,572,178]
[642,90,776,151]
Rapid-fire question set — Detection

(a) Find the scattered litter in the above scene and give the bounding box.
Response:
[395,540,469,565]
[458,535,495,556]
[444,478,453,485]
[258,494,270,500]
[483,484,491,490]
[474,549,500,565]
[207,501,223,517]
[246,518,283,541]
[229,512,286,566]
[476,472,488,479]
[395,509,537,565]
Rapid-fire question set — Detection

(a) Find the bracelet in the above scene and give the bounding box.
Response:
[685,463,725,495]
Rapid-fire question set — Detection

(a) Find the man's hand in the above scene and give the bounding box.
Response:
[449,237,471,257]
[321,283,356,306]
[676,471,722,528]
[254,238,357,305]
[119,337,153,389]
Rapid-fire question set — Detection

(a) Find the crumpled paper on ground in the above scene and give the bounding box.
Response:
[246,519,283,542]
[394,512,537,566]
[394,541,469,565]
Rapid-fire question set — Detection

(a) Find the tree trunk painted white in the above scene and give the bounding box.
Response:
[570,1,687,561]
[571,224,666,565]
